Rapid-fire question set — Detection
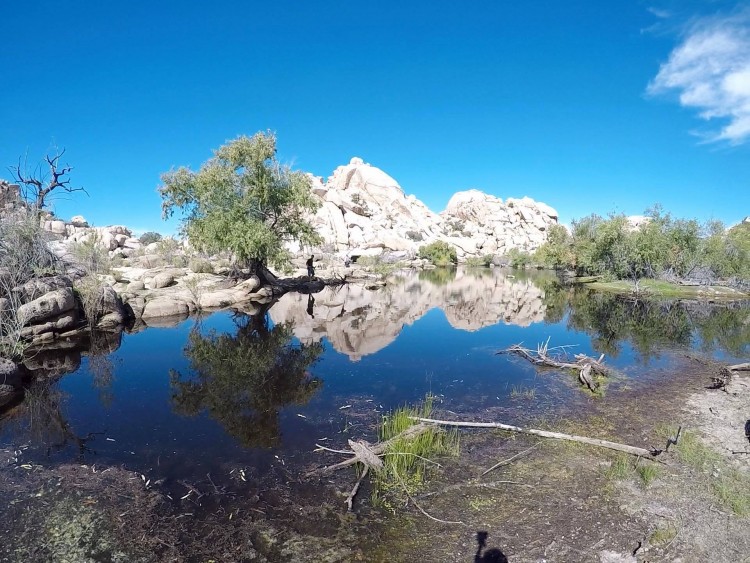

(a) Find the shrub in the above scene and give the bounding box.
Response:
[139,231,163,245]
[418,241,457,267]
[75,274,108,326]
[507,248,532,269]
[357,255,403,276]
[465,254,493,267]
[70,232,111,275]
[405,230,423,242]
[0,209,64,358]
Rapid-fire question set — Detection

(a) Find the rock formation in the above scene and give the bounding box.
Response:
[301,158,559,260]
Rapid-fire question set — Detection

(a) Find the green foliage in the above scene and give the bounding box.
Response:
[170,313,323,447]
[70,233,111,275]
[139,231,162,245]
[188,257,214,274]
[372,395,459,509]
[534,224,573,269]
[464,254,494,268]
[159,131,321,271]
[561,208,750,283]
[75,274,109,326]
[356,255,403,276]
[507,248,533,269]
[418,240,458,267]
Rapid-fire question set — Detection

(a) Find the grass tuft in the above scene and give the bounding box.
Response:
[371,395,459,510]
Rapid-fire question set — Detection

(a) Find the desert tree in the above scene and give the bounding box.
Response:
[10,148,87,210]
[159,131,321,284]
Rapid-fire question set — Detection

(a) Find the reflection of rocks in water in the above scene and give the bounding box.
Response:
[269,269,548,360]
[21,329,123,380]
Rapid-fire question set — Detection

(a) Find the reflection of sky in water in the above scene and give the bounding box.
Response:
[1,269,748,481]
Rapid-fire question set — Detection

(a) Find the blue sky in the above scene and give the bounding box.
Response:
[2,1,749,234]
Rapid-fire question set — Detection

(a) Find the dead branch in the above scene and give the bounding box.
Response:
[307,422,432,476]
[345,466,368,511]
[480,443,539,477]
[410,417,664,459]
[393,468,465,525]
[10,149,88,209]
[499,342,612,386]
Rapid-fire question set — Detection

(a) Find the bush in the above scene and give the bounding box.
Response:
[75,274,108,326]
[418,241,457,267]
[139,231,163,245]
[507,248,532,269]
[0,209,64,358]
[465,254,494,267]
[70,233,111,275]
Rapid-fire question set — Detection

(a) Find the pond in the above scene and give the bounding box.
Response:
[1,267,749,559]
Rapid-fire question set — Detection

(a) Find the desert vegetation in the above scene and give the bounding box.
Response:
[533,208,750,287]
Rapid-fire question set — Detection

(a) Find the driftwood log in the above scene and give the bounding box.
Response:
[499,340,610,392]
[410,417,664,459]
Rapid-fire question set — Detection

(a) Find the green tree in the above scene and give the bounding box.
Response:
[170,312,323,447]
[159,132,321,278]
[534,224,573,269]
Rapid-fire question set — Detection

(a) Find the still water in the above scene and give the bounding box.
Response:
[1,268,748,485]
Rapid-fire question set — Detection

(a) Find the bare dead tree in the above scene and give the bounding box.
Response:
[9,148,88,210]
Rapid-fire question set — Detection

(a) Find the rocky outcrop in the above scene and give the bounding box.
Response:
[297,158,444,257]
[44,220,145,259]
[441,191,558,256]
[269,268,547,360]
[302,158,558,260]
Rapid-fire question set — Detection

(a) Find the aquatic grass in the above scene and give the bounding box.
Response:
[510,385,536,400]
[371,395,459,509]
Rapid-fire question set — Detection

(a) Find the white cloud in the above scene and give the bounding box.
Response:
[648,10,750,144]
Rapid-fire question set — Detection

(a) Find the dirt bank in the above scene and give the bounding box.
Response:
[368,353,750,562]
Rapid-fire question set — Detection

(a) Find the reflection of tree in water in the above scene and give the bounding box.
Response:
[418,267,456,286]
[690,303,750,357]
[170,312,323,448]
[566,291,693,358]
[542,287,750,359]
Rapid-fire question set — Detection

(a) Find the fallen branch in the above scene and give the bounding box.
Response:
[498,340,612,392]
[393,468,464,525]
[307,423,432,476]
[410,417,663,459]
[345,466,368,511]
[481,443,540,477]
